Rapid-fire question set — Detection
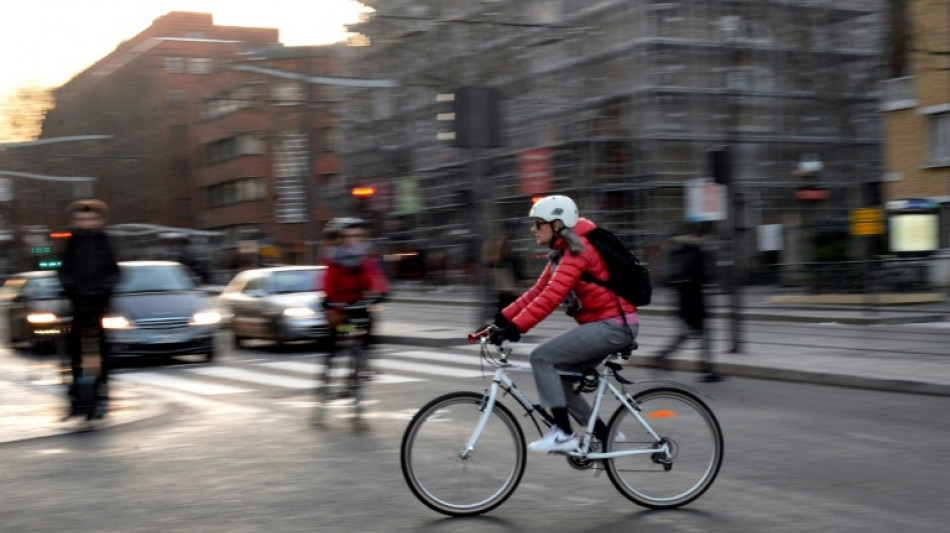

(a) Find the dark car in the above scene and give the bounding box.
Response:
[103,261,221,361]
[217,266,329,350]
[1,271,71,354]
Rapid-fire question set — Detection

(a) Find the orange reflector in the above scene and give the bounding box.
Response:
[646,410,678,419]
[50,232,72,239]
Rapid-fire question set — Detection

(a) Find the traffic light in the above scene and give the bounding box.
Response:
[351,187,377,198]
[708,147,731,185]
[351,186,376,215]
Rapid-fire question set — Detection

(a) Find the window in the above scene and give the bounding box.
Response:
[272,82,305,105]
[165,57,184,72]
[205,138,237,165]
[238,134,265,155]
[929,112,949,166]
[187,57,213,74]
[206,177,266,208]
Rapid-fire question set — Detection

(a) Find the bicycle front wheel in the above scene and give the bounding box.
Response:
[400,391,526,516]
[605,387,723,509]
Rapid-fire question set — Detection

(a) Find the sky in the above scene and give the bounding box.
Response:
[1,0,371,100]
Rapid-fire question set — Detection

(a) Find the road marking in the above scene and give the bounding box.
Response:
[186,366,315,389]
[117,371,251,395]
[387,349,532,369]
[256,361,422,384]
[386,350,489,366]
[371,359,485,378]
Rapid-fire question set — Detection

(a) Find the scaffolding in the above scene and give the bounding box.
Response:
[340,0,885,282]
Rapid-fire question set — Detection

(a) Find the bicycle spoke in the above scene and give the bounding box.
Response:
[605,388,723,509]
[401,392,526,516]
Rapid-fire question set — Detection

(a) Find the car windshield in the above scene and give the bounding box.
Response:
[29,277,64,298]
[272,270,324,294]
[114,265,195,293]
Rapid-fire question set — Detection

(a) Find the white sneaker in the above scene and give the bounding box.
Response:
[528,427,579,453]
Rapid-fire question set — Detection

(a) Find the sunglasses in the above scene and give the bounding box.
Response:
[532,220,551,230]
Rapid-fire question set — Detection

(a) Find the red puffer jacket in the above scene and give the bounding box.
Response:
[501,218,636,333]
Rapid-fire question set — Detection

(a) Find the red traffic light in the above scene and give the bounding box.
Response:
[351,187,377,198]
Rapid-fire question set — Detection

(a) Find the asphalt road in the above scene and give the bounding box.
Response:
[3,334,949,533]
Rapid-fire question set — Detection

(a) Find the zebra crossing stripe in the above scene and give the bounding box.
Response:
[386,350,485,366]
[387,350,532,369]
[186,366,314,389]
[255,361,422,384]
[371,359,485,378]
[117,371,251,395]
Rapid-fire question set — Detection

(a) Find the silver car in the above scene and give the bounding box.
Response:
[217,266,329,350]
[103,261,221,362]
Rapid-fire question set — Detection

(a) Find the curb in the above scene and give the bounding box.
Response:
[374,333,950,398]
[387,295,948,325]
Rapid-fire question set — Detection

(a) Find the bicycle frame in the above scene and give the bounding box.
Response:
[462,341,669,461]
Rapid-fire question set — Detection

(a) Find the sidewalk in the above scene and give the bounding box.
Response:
[2,283,948,445]
[379,282,950,397]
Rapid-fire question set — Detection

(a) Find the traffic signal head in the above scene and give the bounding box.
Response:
[351,187,377,198]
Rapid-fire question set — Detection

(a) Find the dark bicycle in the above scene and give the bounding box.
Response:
[312,301,375,427]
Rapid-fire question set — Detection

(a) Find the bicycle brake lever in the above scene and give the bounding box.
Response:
[605,361,633,385]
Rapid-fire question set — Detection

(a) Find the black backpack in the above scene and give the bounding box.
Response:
[579,227,652,306]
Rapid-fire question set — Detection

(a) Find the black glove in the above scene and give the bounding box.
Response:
[489,324,521,345]
[494,312,510,328]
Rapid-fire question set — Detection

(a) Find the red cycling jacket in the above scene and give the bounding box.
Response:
[501,218,636,333]
[323,256,389,305]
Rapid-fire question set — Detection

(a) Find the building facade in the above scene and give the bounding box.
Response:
[35,12,341,269]
[880,0,950,252]
[340,0,887,284]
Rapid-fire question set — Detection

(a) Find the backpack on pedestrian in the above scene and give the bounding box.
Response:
[580,227,652,306]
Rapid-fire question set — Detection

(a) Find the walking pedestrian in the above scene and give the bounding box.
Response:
[57,199,121,417]
[653,223,722,382]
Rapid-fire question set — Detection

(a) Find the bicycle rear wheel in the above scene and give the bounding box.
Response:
[400,391,526,516]
[605,387,723,509]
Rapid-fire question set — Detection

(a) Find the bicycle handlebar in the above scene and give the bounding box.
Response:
[468,327,492,344]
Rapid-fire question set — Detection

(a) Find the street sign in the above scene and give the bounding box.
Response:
[685,179,726,222]
[850,208,884,235]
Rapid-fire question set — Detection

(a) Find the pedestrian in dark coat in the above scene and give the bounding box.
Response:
[57,199,120,415]
[654,224,722,382]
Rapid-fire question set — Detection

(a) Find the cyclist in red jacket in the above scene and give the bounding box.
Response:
[490,195,638,453]
[322,218,389,359]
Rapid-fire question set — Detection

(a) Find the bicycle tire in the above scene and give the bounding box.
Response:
[604,387,723,509]
[349,343,366,422]
[400,391,526,516]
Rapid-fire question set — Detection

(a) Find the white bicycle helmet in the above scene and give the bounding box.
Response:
[529,195,579,229]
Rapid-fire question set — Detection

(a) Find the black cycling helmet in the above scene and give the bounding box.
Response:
[324,217,366,240]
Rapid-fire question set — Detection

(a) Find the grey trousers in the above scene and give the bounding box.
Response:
[530,319,638,424]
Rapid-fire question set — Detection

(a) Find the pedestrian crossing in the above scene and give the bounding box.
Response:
[112,347,507,398]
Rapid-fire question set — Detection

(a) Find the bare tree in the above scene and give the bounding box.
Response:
[0,84,54,143]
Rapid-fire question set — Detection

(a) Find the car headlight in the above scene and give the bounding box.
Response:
[190,310,222,326]
[283,306,317,318]
[27,312,58,324]
[102,316,132,329]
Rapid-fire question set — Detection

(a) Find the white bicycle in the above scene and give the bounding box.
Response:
[400,327,724,516]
